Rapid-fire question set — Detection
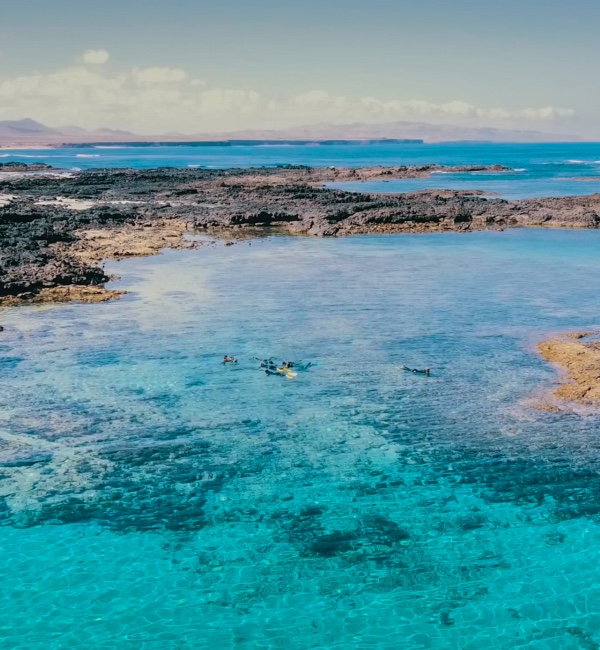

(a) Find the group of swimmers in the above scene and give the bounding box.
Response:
[258,358,317,378]
[223,355,318,379]
[224,356,430,377]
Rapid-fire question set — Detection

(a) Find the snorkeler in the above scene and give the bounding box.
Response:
[402,365,430,376]
[223,355,237,363]
[256,357,276,368]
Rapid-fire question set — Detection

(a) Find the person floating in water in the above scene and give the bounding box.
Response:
[223,355,237,364]
[401,365,430,376]
[257,358,280,372]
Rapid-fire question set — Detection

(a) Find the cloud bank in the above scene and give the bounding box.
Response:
[0,50,576,134]
[80,49,110,65]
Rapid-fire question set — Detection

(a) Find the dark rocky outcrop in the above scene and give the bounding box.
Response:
[1,164,599,303]
[0,161,54,173]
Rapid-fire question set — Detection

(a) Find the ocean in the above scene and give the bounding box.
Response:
[1,145,600,648]
[3,141,600,199]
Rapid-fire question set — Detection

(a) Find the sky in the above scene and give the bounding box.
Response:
[0,0,598,137]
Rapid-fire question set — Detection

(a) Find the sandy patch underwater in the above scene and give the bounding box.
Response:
[1,230,600,649]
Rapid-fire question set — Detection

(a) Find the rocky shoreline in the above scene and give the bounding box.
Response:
[537,333,600,406]
[1,163,600,304]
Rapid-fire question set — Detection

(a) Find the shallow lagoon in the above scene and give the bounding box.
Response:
[1,230,600,648]
[328,173,600,200]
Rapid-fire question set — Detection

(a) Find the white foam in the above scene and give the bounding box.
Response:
[75,154,100,158]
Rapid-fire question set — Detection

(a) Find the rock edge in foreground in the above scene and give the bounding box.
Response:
[537,333,600,404]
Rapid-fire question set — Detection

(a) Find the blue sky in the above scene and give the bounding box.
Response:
[1,0,597,136]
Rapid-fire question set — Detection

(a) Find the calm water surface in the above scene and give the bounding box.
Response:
[1,230,600,648]
[328,173,600,200]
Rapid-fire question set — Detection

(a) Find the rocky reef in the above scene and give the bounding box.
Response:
[1,163,600,303]
[538,333,600,405]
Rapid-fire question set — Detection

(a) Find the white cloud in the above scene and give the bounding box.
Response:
[134,67,187,84]
[81,49,110,65]
[0,54,577,133]
[199,88,261,113]
[519,106,575,120]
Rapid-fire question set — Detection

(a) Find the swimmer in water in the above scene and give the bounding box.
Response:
[223,355,237,364]
[402,365,430,376]
[265,368,284,377]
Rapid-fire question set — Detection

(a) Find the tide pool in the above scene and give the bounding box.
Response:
[328,173,600,200]
[1,230,600,648]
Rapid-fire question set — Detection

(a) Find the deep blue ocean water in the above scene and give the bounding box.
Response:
[1,228,600,648]
[3,141,600,172]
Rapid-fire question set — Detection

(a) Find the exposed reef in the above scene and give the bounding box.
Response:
[0,285,126,306]
[0,162,54,173]
[2,163,600,304]
[538,333,600,404]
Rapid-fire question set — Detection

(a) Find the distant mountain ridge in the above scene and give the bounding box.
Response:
[0,117,582,145]
[0,118,57,135]
[0,119,135,142]
[205,121,582,144]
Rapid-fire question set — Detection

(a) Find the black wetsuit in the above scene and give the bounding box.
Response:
[402,365,430,375]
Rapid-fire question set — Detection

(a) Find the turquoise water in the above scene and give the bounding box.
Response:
[328,173,600,200]
[4,142,600,199]
[2,230,600,648]
[3,142,600,172]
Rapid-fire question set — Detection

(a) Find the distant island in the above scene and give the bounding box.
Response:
[65,139,425,148]
[0,118,581,148]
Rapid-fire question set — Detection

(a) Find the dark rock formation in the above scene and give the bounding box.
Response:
[1,164,599,302]
[0,162,54,173]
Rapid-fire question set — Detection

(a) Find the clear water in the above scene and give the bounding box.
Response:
[4,141,600,199]
[328,173,600,200]
[2,230,600,648]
